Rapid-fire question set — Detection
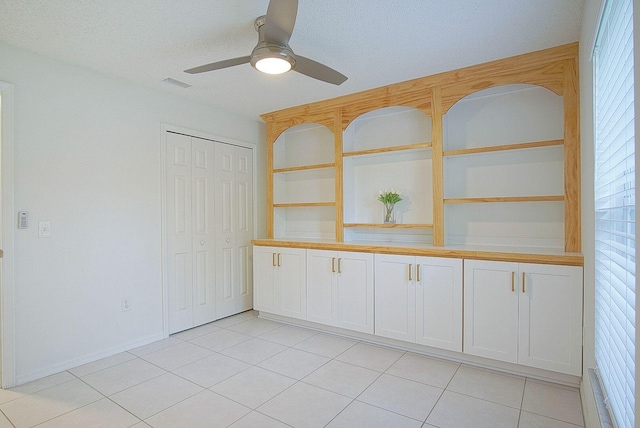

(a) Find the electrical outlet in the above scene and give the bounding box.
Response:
[122,297,131,312]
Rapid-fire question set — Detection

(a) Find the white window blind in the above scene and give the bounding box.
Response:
[594,0,635,427]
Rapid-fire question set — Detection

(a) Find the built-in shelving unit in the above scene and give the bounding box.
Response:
[261,43,581,257]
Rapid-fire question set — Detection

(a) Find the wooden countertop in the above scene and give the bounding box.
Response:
[252,239,584,267]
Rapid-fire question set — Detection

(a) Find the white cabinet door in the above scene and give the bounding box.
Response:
[464,260,583,375]
[253,246,279,314]
[278,249,307,319]
[336,252,374,334]
[518,263,583,375]
[464,260,519,363]
[307,250,336,325]
[253,246,306,320]
[416,257,462,352]
[375,254,416,342]
[307,250,373,333]
[376,254,462,348]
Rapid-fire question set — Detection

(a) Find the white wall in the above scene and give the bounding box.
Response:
[0,42,266,384]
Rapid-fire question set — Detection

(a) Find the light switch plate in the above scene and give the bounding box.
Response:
[38,221,51,238]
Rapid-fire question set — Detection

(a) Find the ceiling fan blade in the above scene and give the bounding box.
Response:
[184,56,251,74]
[294,55,348,85]
[263,0,298,45]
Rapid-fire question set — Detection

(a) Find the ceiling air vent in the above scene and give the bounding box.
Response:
[162,77,192,89]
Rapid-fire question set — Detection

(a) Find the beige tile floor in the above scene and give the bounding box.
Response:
[0,311,585,427]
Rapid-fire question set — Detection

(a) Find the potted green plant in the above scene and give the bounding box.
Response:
[378,189,402,224]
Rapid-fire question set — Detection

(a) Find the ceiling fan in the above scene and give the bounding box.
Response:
[184,0,347,85]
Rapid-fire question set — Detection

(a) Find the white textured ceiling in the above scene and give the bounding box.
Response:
[0,0,584,121]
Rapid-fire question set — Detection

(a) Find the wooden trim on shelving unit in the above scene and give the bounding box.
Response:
[334,108,344,242]
[438,44,577,114]
[443,139,564,157]
[339,85,432,129]
[261,43,577,125]
[343,223,433,229]
[273,163,335,173]
[443,196,565,204]
[563,58,581,253]
[439,62,567,114]
[252,240,584,267]
[273,202,336,208]
[261,111,337,142]
[343,142,432,157]
[431,86,445,247]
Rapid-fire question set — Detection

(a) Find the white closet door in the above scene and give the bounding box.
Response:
[166,133,194,334]
[167,133,216,333]
[191,137,217,326]
[235,146,254,312]
[215,143,254,318]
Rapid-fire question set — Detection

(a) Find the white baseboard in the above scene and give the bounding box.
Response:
[14,332,164,386]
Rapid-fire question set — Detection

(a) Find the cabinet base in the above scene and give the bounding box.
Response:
[257,311,581,387]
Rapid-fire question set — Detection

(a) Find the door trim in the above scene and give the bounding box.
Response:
[0,81,16,387]
[160,124,258,338]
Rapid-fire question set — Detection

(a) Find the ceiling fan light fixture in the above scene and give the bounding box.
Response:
[255,56,292,74]
[250,42,296,75]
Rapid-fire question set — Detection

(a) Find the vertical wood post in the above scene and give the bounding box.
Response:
[431,86,445,246]
[335,108,344,242]
[266,122,275,239]
[563,58,581,253]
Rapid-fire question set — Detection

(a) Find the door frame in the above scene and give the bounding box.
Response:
[0,81,16,387]
[160,124,258,337]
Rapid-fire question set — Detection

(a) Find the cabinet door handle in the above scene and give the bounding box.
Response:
[416,264,421,282]
[332,257,335,273]
[338,258,342,274]
[277,253,281,267]
[408,264,413,281]
[272,253,276,267]
[522,272,526,293]
[511,272,515,292]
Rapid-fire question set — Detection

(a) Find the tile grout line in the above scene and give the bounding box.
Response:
[421,361,462,425]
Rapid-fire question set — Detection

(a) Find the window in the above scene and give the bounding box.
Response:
[593,0,636,427]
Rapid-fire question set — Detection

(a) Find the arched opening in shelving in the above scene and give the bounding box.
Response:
[342,106,434,243]
[272,123,336,240]
[442,84,566,248]
[273,122,335,170]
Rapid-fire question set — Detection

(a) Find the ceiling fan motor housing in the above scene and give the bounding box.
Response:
[251,15,296,71]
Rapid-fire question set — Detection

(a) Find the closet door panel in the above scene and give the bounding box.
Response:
[215,144,237,318]
[215,144,254,317]
[192,138,217,326]
[167,132,194,334]
[235,147,254,311]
